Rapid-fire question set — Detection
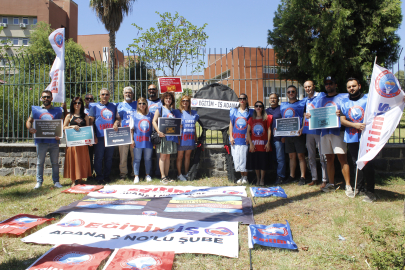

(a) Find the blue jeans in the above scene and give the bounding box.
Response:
[272,140,286,178]
[94,137,115,181]
[133,148,153,175]
[36,143,59,184]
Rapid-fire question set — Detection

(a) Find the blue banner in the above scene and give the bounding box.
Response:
[249,221,297,250]
[250,187,287,198]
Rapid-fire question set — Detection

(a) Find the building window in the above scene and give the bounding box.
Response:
[13,17,19,25]
[207,69,231,84]
[22,38,29,46]
[33,18,37,25]
[13,38,19,46]
[264,66,288,74]
[22,18,28,25]
[2,18,8,24]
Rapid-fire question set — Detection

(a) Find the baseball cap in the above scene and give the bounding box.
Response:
[324,76,336,83]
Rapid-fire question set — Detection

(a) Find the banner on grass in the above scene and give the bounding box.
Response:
[27,244,111,270]
[22,212,239,258]
[52,195,255,224]
[248,221,297,250]
[357,63,405,170]
[45,28,65,103]
[62,184,104,194]
[88,185,247,199]
[250,187,287,198]
[103,249,174,270]
[0,214,54,236]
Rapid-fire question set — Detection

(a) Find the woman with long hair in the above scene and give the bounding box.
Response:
[130,97,154,183]
[176,95,199,181]
[229,93,253,184]
[246,100,272,185]
[63,97,92,186]
[152,91,179,184]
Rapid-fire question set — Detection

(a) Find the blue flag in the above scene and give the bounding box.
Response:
[249,221,297,250]
[250,187,287,198]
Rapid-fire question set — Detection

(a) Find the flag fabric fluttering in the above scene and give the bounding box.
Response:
[45,28,65,103]
[248,221,297,250]
[250,187,287,198]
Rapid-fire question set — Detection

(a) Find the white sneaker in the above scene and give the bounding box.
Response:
[241,179,248,184]
[236,178,243,184]
[134,176,140,183]
[177,174,187,181]
[345,185,355,198]
[321,183,335,192]
[54,182,63,188]
[145,175,152,182]
[34,182,42,189]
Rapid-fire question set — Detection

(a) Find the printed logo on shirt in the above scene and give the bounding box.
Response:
[100,108,113,120]
[258,226,289,236]
[348,105,365,123]
[54,252,94,265]
[375,70,401,98]
[253,123,264,137]
[324,101,337,107]
[138,119,151,133]
[166,113,175,118]
[235,117,247,130]
[283,108,295,118]
[39,112,54,120]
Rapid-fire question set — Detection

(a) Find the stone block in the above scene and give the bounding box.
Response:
[59,151,65,157]
[26,169,36,176]
[382,148,401,159]
[211,170,227,178]
[29,158,37,169]
[373,159,389,172]
[59,157,65,166]
[16,158,29,169]
[2,157,15,168]
[10,152,23,157]
[0,152,8,157]
[14,167,25,176]
[0,168,13,176]
[389,159,405,171]
[23,152,37,158]
[43,169,52,176]
[215,159,224,170]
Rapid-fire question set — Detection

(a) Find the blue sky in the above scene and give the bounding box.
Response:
[77,0,405,62]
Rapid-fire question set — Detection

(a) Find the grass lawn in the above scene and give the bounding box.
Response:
[0,174,404,269]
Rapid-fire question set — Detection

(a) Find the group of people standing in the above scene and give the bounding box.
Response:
[229,76,376,203]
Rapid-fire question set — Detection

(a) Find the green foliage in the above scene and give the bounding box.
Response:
[395,70,405,90]
[362,224,405,269]
[268,0,402,90]
[128,11,208,76]
[175,88,193,108]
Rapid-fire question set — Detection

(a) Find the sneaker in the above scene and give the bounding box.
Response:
[120,175,126,180]
[236,178,243,184]
[275,176,284,185]
[321,183,335,192]
[145,175,152,182]
[134,176,140,183]
[54,182,63,188]
[185,173,190,180]
[320,181,327,189]
[284,176,295,184]
[298,177,306,186]
[345,185,355,198]
[362,191,376,203]
[241,178,248,184]
[34,182,42,189]
[177,174,187,181]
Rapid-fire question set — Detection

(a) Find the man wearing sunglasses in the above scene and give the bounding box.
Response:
[26,90,67,189]
[146,84,162,178]
[89,88,120,184]
[117,86,137,179]
[280,85,306,185]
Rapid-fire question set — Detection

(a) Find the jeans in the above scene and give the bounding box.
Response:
[36,143,59,184]
[94,136,115,181]
[133,147,153,175]
[272,140,286,178]
[306,134,328,181]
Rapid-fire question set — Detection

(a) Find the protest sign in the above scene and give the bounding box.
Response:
[158,77,183,93]
[104,127,132,147]
[103,249,174,270]
[308,106,339,130]
[248,221,297,250]
[250,187,287,198]
[65,126,94,147]
[158,118,182,136]
[61,185,104,194]
[274,117,300,136]
[0,214,54,236]
[33,119,63,139]
[191,98,238,110]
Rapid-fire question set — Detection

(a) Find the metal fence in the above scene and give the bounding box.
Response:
[1,47,404,144]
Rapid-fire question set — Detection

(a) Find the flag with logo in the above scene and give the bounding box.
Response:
[62,184,104,194]
[0,214,54,236]
[248,221,297,250]
[45,28,65,103]
[250,187,287,198]
[357,62,405,169]
[27,244,111,270]
[103,249,174,270]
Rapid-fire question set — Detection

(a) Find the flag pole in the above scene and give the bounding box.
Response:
[249,248,253,270]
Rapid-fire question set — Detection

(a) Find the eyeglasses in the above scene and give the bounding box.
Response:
[182,100,190,102]
[255,104,264,108]
[287,91,296,94]
[101,93,110,96]
[73,102,82,105]
[42,96,52,99]
[138,102,146,105]
[124,92,132,95]
[148,88,157,90]
[238,97,247,100]
[325,82,334,86]
[85,97,94,101]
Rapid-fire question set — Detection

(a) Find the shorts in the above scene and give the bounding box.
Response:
[285,135,306,153]
[231,144,248,172]
[320,133,346,155]
[177,144,195,151]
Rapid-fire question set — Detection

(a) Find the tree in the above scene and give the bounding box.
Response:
[90,0,136,93]
[128,11,208,77]
[268,0,402,90]
[395,70,405,90]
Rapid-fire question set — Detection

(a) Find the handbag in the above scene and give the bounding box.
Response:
[151,106,162,145]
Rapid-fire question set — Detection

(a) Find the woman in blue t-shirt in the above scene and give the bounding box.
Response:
[152,91,179,184]
[176,95,199,181]
[130,97,153,184]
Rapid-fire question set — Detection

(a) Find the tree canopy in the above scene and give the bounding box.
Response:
[268,0,402,90]
[128,11,208,77]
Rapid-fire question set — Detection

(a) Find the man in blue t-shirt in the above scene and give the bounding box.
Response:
[266,93,286,184]
[116,86,137,179]
[147,84,162,178]
[340,77,375,202]
[89,88,121,184]
[26,90,66,189]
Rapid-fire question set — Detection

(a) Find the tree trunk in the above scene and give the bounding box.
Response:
[109,30,115,96]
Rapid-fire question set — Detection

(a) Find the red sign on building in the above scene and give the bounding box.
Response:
[158,77,183,93]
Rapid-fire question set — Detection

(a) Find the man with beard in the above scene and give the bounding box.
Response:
[146,84,162,178]
[116,86,137,179]
[265,93,286,184]
[26,90,67,189]
[340,78,375,202]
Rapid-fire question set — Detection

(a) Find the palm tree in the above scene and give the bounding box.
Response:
[89,0,136,93]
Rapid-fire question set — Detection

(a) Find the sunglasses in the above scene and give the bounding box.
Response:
[255,104,264,108]
[42,96,52,99]
[138,102,146,105]
[148,88,157,90]
[287,91,296,94]
[325,82,334,86]
[101,93,110,96]
[182,100,190,102]
[73,102,82,105]
[238,97,247,100]
[85,97,94,101]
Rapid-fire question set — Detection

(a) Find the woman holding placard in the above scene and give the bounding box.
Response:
[63,97,92,187]
[152,91,179,184]
[130,97,154,183]
[176,95,199,181]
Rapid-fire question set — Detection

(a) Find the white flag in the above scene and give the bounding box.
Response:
[357,62,405,169]
[45,28,65,103]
